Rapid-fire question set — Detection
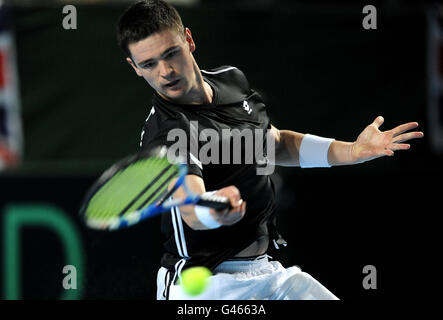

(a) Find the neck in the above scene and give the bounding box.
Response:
[186,62,213,105]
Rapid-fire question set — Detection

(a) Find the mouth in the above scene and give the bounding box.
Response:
[164,79,180,89]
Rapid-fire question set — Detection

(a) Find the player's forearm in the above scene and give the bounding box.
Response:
[169,180,215,230]
[179,204,216,230]
[170,191,225,231]
[275,130,358,167]
[327,140,357,166]
[273,130,304,166]
[171,176,245,230]
[167,176,210,230]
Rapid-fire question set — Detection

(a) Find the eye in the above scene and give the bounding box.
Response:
[165,49,179,59]
[142,61,156,69]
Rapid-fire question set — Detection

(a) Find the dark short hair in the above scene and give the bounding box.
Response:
[117,0,185,58]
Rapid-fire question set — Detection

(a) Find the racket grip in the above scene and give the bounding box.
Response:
[197,194,232,211]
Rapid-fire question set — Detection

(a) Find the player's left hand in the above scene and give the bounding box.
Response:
[351,116,424,163]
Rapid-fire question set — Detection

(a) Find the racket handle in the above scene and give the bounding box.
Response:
[196,194,232,211]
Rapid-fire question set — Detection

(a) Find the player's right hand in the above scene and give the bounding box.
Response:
[211,186,246,226]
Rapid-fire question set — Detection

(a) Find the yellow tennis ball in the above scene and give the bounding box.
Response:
[180,266,212,296]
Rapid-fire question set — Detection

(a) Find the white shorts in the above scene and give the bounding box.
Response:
[156,255,338,300]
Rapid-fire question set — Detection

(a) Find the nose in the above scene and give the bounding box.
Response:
[158,60,173,79]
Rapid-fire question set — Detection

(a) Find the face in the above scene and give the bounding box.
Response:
[127,28,197,103]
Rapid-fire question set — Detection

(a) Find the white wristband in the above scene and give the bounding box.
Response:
[195,191,222,229]
[299,134,335,168]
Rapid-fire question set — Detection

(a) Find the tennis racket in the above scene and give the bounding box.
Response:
[80,146,231,231]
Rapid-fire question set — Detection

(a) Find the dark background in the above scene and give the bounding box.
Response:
[0,0,440,301]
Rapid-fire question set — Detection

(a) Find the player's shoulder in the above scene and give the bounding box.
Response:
[201,65,250,92]
[139,104,185,149]
[141,103,181,131]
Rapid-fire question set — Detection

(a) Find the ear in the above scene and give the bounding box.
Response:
[126,57,143,77]
[184,27,196,53]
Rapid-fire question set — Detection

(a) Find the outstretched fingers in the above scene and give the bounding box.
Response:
[386,121,423,154]
[392,130,424,143]
[391,122,422,137]
[388,143,410,151]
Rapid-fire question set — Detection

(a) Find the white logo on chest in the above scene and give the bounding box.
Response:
[243,100,252,114]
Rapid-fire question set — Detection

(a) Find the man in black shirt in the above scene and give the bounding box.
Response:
[117,0,423,300]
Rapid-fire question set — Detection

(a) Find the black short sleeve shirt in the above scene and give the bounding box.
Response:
[140,66,277,271]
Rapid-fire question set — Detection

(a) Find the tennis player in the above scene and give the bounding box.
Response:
[116,0,423,300]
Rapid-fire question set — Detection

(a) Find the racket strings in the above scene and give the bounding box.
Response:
[85,157,179,222]
[87,170,125,220]
[123,160,179,216]
[133,168,179,212]
[119,161,172,216]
